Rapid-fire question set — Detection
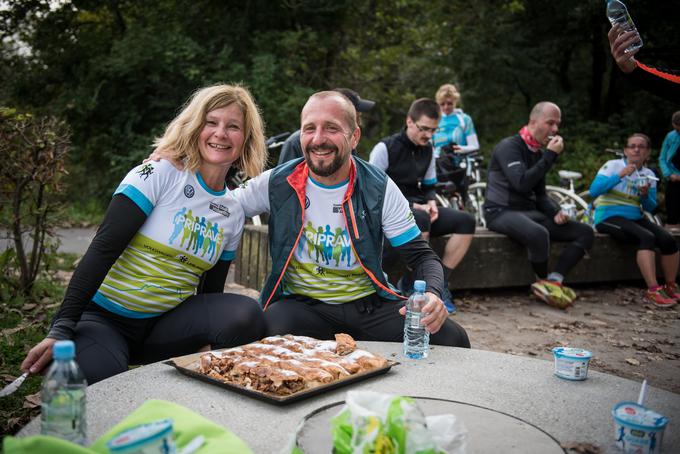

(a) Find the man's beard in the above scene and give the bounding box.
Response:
[304,143,347,177]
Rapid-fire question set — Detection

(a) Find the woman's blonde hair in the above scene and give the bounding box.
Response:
[153,84,267,177]
[435,83,460,104]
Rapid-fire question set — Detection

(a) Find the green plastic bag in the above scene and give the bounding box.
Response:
[4,399,252,454]
[329,391,467,454]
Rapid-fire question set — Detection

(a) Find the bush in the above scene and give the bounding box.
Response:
[0,108,70,295]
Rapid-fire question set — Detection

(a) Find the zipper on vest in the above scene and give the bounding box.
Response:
[342,199,406,301]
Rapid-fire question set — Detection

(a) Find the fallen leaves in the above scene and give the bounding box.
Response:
[23,392,41,409]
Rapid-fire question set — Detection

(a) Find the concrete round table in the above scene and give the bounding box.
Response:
[19,342,680,452]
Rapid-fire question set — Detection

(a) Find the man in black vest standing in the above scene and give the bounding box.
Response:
[370,98,476,313]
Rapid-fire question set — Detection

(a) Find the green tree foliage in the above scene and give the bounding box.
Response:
[1,0,677,200]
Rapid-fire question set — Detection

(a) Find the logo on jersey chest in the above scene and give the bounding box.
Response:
[209,200,231,217]
[184,185,195,198]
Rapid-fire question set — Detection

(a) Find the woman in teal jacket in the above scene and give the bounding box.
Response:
[659,111,680,228]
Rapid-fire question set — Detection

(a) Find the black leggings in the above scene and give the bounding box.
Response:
[264,293,470,348]
[596,216,678,254]
[487,209,594,276]
[73,293,265,384]
[412,206,476,236]
[666,180,680,225]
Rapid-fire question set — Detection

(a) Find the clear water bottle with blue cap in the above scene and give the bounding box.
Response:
[403,280,430,359]
[41,340,87,445]
[606,0,643,52]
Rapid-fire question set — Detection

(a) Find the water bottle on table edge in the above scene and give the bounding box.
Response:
[41,340,87,445]
[606,0,643,53]
[403,280,430,359]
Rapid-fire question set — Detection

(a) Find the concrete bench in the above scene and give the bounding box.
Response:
[234,225,679,290]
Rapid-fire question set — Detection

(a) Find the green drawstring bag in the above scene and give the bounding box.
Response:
[4,399,253,454]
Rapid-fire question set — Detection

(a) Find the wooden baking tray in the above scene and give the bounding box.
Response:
[164,349,396,406]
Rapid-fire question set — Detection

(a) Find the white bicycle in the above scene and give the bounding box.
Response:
[434,150,487,227]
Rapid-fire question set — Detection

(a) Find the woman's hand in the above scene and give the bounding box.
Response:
[608,25,639,74]
[143,150,184,170]
[399,292,448,334]
[619,163,637,178]
[21,338,57,375]
[638,184,650,197]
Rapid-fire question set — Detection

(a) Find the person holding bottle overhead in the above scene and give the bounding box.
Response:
[589,133,680,308]
[21,84,268,385]
[606,0,680,103]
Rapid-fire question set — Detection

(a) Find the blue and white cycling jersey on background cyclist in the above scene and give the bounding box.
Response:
[432,109,479,158]
[589,158,657,225]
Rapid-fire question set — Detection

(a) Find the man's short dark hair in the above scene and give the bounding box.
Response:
[407,98,440,122]
[672,110,680,126]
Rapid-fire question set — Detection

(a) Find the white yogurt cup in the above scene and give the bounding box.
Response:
[552,347,592,380]
[106,419,176,454]
[612,402,668,454]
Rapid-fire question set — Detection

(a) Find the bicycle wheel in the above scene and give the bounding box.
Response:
[467,182,487,227]
[545,186,590,223]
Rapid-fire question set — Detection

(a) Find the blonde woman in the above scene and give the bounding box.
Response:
[22,84,268,384]
[433,83,479,155]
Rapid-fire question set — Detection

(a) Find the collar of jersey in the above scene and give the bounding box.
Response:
[196,172,226,196]
[308,175,349,189]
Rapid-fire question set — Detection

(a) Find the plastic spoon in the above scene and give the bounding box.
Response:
[637,379,648,406]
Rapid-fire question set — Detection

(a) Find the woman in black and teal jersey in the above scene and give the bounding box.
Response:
[22,84,268,384]
[590,133,679,308]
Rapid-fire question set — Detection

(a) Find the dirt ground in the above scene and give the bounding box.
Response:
[226,281,680,395]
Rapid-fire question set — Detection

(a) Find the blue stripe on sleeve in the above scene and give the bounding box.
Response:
[423,177,437,186]
[114,184,154,216]
[389,225,421,247]
[588,174,620,199]
[220,250,236,261]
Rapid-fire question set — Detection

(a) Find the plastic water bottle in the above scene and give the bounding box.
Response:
[403,280,430,359]
[41,340,87,445]
[606,0,643,52]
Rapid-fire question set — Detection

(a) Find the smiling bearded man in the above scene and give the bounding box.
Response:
[233,91,470,348]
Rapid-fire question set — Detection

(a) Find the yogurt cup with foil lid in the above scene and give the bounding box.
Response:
[612,402,668,454]
[552,347,592,380]
[106,418,176,454]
